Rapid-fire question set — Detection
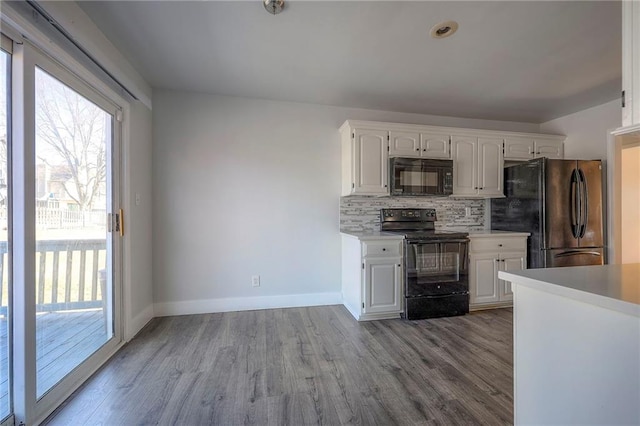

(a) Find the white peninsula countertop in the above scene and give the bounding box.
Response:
[500,263,640,425]
[500,263,640,317]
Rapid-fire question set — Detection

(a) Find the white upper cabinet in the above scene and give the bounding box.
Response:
[419,132,451,158]
[452,136,504,198]
[389,131,450,158]
[477,138,504,197]
[353,129,389,195]
[389,131,420,156]
[451,135,478,197]
[534,139,564,159]
[340,120,565,197]
[341,127,389,196]
[504,137,534,160]
[504,137,564,160]
[622,1,640,128]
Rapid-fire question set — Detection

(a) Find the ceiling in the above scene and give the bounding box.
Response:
[78,1,621,123]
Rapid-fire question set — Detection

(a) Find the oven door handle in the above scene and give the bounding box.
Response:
[414,292,470,299]
[406,238,469,244]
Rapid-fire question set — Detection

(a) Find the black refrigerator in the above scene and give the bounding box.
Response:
[491,158,605,269]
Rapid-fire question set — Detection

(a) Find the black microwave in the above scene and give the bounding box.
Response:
[390,158,454,196]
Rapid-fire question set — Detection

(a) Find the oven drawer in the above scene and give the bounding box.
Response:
[362,241,402,257]
[406,279,468,298]
[404,293,469,320]
[470,236,526,253]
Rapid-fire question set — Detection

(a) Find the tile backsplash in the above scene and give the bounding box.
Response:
[340,196,486,232]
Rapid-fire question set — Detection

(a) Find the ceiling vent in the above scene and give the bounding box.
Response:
[430,21,459,39]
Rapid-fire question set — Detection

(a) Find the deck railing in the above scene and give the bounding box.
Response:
[0,239,106,315]
[0,206,105,230]
[35,209,105,229]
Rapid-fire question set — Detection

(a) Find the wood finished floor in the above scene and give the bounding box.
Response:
[44,306,513,425]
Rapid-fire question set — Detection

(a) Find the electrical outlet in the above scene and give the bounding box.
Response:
[252,275,260,287]
[465,207,472,217]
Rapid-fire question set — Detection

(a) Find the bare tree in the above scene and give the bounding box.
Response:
[35,70,107,211]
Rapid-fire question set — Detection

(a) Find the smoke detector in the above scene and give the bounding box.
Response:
[430,21,459,39]
[264,0,285,15]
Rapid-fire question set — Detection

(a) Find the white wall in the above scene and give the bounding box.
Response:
[152,90,539,315]
[124,101,154,339]
[540,100,620,161]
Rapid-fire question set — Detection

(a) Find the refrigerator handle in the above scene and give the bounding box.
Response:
[570,169,579,239]
[578,169,588,238]
[554,250,602,258]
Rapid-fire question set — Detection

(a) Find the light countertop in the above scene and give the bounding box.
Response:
[341,229,529,240]
[340,231,405,241]
[466,230,530,238]
[500,263,640,317]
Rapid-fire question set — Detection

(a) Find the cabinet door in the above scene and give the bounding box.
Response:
[470,253,500,304]
[504,137,534,160]
[389,131,421,157]
[534,140,563,159]
[622,1,640,126]
[477,137,504,197]
[499,252,526,301]
[451,135,478,196]
[353,129,389,195]
[420,133,451,158]
[363,258,402,314]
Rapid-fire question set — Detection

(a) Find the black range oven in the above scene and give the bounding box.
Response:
[381,209,469,320]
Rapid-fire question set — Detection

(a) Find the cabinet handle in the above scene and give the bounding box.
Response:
[479,187,484,190]
[423,149,426,151]
[416,148,420,151]
[382,248,386,251]
[398,264,401,267]
[498,244,503,247]
[384,184,388,188]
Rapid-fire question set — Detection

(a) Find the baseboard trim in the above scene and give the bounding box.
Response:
[125,304,155,341]
[153,292,343,317]
[470,302,513,312]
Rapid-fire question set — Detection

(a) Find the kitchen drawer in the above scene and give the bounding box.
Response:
[362,241,402,257]
[470,236,526,253]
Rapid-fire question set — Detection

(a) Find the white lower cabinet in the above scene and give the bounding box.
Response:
[469,233,528,309]
[364,258,402,314]
[341,234,403,320]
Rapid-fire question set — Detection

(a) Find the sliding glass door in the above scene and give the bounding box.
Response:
[3,35,123,423]
[0,36,12,423]
[34,67,116,398]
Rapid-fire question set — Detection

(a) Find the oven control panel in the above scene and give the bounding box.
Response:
[381,208,437,222]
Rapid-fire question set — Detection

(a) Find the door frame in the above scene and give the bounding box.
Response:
[608,127,640,264]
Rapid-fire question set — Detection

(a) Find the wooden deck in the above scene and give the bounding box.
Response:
[0,308,108,416]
